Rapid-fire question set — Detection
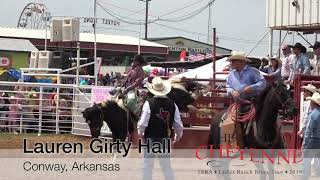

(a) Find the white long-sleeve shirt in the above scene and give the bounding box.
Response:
[299,99,311,133]
[311,56,320,76]
[281,55,291,78]
[137,97,184,141]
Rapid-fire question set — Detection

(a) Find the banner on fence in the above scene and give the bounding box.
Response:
[91,87,111,104]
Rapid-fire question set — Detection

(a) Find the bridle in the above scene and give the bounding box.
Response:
[269,84,292,110]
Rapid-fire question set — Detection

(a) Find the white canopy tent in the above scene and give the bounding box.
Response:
[175,57,230,80]
[175,57,267,85]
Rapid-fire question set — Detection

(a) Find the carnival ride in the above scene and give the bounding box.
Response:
[17,3,51,29]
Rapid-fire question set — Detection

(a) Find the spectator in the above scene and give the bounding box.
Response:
[58,99,72,133]
[281,44,292,80]
[310,41,320,76]
[80,78,88,86]
[110,72,114,86]
[298,84,318,137]
[259,55,282,81]
[0,92,9,132]
[24,87,37,133]
[8,96,21,134]
[300,92,320,179]
[285,43,311,85]
[111,71,114,79]
[105,73,111,86]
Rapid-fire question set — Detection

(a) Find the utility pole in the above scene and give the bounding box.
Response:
[94,0,98,86]
[140,0,151,40]
[207,1,213,44]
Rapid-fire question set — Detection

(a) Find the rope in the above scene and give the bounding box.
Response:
[227,100,256,123]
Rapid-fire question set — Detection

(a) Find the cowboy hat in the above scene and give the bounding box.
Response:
[133,54,145,64]
[227,51,251,62]
[291,43,307,53]
[306,92,320,105]
[310,41,320,49]
[269,55,282,64]
[146,76,172,96]
[301,84,318,93]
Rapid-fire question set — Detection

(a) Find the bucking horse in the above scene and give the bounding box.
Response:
[82,78,212,141]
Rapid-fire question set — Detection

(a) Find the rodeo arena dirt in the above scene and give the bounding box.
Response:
[1,1,320,180]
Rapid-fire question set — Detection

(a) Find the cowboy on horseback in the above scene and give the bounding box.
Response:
[226,52,267,101]
[122,54,145,114]
[225,52,267,148]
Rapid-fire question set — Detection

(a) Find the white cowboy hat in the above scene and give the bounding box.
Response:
[146,76,172,96]
[306,92,320,105]
[301,84,317,93]
[227,51,251,62]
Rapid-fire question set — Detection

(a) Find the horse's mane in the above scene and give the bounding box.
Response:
[255,84,272,119]
[255,83,281,145]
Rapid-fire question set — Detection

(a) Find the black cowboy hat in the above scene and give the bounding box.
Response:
[290,43,307,53]
[133,54,145,64]
[310,41,320,49]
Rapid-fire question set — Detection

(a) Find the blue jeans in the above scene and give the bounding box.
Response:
[301,149,320,179]
[142,138,174,180]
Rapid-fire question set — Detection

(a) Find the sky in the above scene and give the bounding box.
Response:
[0,0,317,56]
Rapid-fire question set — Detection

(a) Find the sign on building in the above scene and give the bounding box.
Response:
[75,17,120,27]
[0,57,11,68]
[168,47,212,54]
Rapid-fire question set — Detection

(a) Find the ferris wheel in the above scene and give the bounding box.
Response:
[17,3,51,29]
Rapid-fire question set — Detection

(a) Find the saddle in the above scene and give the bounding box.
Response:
[114,90,142,123]
[220,113,237,147]
[221,101,256,148]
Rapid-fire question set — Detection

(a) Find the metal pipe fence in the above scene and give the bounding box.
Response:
[0,81,110,136]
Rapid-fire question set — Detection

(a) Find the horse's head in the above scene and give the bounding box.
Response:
[271,81,298,117]
[82,104,103,138]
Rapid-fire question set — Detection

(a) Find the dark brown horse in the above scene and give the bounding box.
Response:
[209,81,298,149]
[207,81,298,180]
[82,100,137,141]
